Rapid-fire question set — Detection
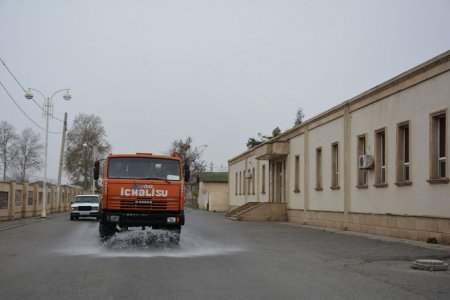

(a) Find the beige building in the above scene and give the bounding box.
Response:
[197,172,229,212]
[228,50,450,244]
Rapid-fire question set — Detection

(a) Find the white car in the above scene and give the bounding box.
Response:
[70,195,100,220]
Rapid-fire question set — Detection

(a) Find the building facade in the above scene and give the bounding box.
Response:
[197,172,229,212]
[228,51,450,244]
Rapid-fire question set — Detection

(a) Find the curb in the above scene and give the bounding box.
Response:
[281,222,450,251]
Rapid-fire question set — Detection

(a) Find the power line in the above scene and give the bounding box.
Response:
[0,79,62,134]
[0,56,64,123]
[0,56,27,92]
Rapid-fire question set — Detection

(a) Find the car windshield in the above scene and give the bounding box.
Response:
[73,196,99,203]
[107,157,181,180]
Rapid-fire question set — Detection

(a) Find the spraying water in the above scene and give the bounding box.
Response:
[56,223,245,258]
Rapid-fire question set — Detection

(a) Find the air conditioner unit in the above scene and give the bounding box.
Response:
[359,155,374,169]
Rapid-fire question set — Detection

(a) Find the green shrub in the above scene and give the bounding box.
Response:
[427,237,438,244]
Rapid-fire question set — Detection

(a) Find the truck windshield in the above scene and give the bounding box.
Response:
[107,157,181,180]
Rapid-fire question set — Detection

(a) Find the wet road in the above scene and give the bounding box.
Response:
[1,209,450,299]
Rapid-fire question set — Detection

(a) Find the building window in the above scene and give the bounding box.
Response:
[429,111,448,183]
[294,155,300,193]
[357,134,367,187]
[247,169,251,196]
[375,128,387,187]
[261,165,266,194]
[239,171,242,195]
[331,143,339,189]
[315,147,323,190]
[243,170,246,195]
[235,173,238,195]
[396,122,411,185]
[252,168,255,195]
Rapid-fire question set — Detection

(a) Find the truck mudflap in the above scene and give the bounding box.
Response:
[101,211,185,227]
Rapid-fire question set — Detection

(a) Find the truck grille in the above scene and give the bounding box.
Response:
[120,200,167,210]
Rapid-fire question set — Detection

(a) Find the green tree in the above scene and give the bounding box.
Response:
[272,126,281,137]
[64,114,111,190]
[246,128,281,149]
[294,107,305,126]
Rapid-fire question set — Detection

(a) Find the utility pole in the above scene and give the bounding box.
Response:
[56,112,68,212]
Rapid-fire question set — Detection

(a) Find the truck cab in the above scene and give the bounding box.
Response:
[95,152,190,242]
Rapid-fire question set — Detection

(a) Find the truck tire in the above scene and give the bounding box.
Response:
[168,227,181,245]
[99,220,116,240]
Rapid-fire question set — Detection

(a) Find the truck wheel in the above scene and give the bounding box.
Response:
[70,216,74,221]
[99,221,116,240]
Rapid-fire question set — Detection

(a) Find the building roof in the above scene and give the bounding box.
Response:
[198,172,228,183]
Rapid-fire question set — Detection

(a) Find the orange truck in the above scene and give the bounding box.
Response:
[94,152,190,242]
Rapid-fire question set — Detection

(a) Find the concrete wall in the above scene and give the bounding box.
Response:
[198,182,229,212]
[229,155,270,208]
[288,134,305,209]
[307,117,345,212]
[350,72,450,217]
[0,181,84,221]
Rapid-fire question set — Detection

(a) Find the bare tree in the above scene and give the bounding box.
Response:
[0,121,18,181]
[12,128,43,183]
[64,114,111,190]
[169,136,207,185]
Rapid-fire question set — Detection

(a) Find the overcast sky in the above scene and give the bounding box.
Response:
[1,0,449,183]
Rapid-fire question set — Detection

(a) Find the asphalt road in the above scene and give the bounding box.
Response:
[0,209,449,300]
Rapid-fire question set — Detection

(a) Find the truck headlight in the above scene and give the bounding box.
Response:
[110,215,120,222]
[71,207,77,211]
[167,217,176,223]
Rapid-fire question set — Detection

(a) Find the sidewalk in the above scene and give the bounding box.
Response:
[283,222,450,251]
[0,215,54,232]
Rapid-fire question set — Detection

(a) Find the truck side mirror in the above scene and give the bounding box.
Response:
[94,160,100,180]
[184,164,190,182]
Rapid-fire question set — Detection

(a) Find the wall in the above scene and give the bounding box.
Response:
[288,135,305,209]
[198,182,229,212]
[350,71,450,217]
[307,117,345,212]
[0,181,84,221]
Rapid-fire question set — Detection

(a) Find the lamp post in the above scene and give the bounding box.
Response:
[25,88,71,218]
[83,142,96,194]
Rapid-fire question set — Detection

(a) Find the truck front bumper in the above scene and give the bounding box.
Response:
[101,211,185,227]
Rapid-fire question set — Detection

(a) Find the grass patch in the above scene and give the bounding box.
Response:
[185,202,199,210]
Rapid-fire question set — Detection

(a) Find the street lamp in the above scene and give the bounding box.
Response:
[25,88,71,218]
[83,142,96,194]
